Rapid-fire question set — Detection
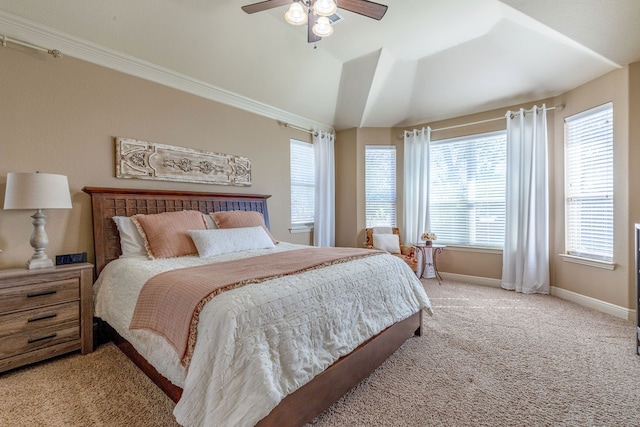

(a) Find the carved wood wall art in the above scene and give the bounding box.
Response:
[115,137,251,186]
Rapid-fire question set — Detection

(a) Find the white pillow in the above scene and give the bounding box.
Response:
[112,216,147,258]
[373,233,401,254]
[189,226,275,258]
[372,226,393,234]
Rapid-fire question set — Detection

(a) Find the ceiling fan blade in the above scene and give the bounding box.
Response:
[308,12,322,43]
[242,0,292,14]
[337,0,388,20]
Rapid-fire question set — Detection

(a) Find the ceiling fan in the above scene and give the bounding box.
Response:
[242,0,388,43]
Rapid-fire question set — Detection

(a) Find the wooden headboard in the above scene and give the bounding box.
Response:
[82,187,271,276]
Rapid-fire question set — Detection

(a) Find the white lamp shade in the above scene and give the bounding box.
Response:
[4,172,72,210]
[313,0,337,17]
[312,16,334,37]
[285,2,307,25]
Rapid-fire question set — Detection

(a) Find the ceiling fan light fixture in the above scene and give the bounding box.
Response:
[312,16,334,37]
[313,0,337,17]
[243,0,387,43]
[285,2,307,25]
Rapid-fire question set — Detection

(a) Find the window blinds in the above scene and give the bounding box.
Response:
[290,140,315,226]
[365,145,396,227]
[430,131,507,247]
[564,103,614,261]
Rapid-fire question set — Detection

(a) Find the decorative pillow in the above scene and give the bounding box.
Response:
[210,211,277,243]
[189,226,275,258]
[371,226,394,235]
[112,216,147,258]
[373,233,401,254]
[131,210,207,259]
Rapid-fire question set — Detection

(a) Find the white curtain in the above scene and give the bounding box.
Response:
[313,131,335,247]
[403,128,434,278]
[403,128,430,243]
[502,105,549,294]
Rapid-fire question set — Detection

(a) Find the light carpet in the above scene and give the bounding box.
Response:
[2,280,639,426]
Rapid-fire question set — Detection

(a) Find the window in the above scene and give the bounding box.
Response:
[430,131,507,247]
[290,139,315,228]
[365,145,396,227]
[564,103,613,262]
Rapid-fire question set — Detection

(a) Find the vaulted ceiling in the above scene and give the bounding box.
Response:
[1,0,639,131]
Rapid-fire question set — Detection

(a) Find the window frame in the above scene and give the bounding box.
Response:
[562,102,614,266]
[429,130,507,249]
[290,139,315,231]
[365,145,397,228]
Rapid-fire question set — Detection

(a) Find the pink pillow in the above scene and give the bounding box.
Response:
[209,211,277,243]
[132,210,207,259]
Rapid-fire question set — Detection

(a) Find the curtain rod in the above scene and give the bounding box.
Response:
[1,34,63,58]
[281,121,319,137]
[400,104,564,138]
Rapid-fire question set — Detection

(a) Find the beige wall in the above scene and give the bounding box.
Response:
[628,63,640,308]
[336,64,640,311]
[0,46,313,269]
[334,128,358,247]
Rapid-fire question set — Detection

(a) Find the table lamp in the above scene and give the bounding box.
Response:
[3,172,72,269]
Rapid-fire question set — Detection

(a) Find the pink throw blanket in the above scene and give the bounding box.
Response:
[129,247,383,367]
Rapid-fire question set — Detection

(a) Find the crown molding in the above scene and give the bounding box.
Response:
[0,10,333,133]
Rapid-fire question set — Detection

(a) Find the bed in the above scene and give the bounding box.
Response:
[83,186,432,427]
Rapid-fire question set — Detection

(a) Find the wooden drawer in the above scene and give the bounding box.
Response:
[0,321,79,360]
[0,263,94,373]
[0,302,79,338]
[0,278,79,314]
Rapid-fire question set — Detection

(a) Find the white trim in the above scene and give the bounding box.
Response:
[440,273,633,321]
[564,102,613,123]
[440,272,502,288]
[550,286,633,321]
[558,254,616,270]
[289,225,314,234]
[0,10,333,133]
[440,245,502,255]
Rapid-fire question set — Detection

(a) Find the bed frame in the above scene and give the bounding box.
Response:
[83,186,422,426]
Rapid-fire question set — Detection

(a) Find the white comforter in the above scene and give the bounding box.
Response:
[93,243,432,427]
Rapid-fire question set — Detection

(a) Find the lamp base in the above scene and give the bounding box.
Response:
[27,257,54,270]
[27,209,54,270]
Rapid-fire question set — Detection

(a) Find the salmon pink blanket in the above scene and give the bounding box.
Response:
[129,247,383,367]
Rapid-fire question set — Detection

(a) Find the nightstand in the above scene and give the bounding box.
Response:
[0,263,94,373]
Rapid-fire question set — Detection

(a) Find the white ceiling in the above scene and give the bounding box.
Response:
[1,0,639,131]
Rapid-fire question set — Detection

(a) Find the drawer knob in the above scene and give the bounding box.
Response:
[27,290,57,298]
[27,313,58,323]
[27,333,57,344]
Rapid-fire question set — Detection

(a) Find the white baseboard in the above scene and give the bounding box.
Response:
[440,273,635,321]
[440,272,502,288]
[550,286,635,321]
